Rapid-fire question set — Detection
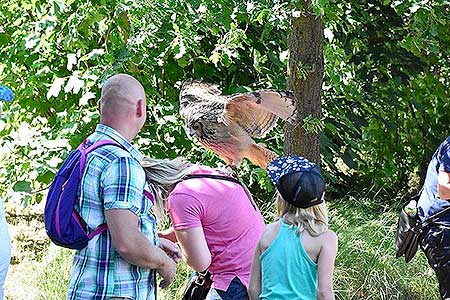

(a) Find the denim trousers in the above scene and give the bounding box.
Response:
[206,277,248,300]
[420,224,450,300]
[0,198,11,300]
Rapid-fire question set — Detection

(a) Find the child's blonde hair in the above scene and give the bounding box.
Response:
[276,193,328,237]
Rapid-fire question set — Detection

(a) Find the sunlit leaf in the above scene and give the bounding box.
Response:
[47,77,65,99]
[64,72,84,94]
[79,91,95,106]
[67,53,77,71]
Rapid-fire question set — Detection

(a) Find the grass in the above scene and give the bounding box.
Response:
[34,245,73,300]
[329,198,438,299]
[5,196,440,300]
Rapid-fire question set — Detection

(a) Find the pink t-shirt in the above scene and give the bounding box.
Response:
[167,166,265,291]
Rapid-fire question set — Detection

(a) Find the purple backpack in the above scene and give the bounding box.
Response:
[44,139,124,250]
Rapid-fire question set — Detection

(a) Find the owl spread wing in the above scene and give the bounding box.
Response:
[222,90,296,138]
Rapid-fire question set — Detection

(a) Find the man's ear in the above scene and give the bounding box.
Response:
[136,99,145,118]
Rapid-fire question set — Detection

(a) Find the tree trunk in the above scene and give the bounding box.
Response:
[285,3,324,165]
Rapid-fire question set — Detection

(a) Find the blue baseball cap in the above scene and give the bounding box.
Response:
[267,155,325,208]
[0,85,14,102]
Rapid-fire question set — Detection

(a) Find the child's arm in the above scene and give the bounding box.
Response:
[317,230,338,300]
[248,240,262,300]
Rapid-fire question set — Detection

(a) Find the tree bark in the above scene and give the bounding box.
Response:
[285,3,324,165]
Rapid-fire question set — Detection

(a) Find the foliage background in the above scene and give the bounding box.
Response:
[0,0,449,299]
[1,0,450,205]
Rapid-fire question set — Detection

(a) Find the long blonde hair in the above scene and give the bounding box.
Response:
[141,157,191,218]
[276,193,329,237]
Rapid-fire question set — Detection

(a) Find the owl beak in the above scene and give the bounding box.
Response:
[189,128,196,137]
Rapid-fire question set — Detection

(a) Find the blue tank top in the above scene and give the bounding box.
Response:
[259,219,318,300]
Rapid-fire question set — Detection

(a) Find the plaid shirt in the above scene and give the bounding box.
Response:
[68,124,157,300]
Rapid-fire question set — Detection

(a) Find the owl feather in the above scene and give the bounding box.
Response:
[179,79,296,168]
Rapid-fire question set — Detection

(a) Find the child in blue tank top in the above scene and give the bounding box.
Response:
[248,156,338,300]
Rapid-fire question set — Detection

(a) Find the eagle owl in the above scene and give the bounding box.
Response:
[179,79,296,169]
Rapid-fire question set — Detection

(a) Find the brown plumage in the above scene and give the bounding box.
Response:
[179,79,296,169]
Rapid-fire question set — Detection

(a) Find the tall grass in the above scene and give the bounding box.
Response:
[8,196,440,300]
[329,198,438,299]
[34,245,73,300]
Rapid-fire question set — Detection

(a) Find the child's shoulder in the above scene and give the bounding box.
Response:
[259,221,281,251]
[261,221,281,239]
[320,229,337,240]
[317,229,338,249]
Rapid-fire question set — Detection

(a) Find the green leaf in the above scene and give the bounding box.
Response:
[37,170,56,185]
[13,181,32,193]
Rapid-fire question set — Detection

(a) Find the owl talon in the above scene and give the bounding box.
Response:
[224,165,240,178]
[227,165,237,171]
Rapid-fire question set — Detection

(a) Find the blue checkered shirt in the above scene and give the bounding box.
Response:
[68,124,157,300]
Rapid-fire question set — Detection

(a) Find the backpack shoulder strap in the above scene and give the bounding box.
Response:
[182,174,257,210]
[76,140,127,237]
[183,174,241,184]
[422,205,450,227]
[78,139,126,175]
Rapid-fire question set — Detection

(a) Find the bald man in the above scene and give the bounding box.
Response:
[67,74,180,300]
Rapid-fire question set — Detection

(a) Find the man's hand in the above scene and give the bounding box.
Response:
[159,238,183,263]
[157,258,177,289]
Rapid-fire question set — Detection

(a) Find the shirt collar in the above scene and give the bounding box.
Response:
[95,124,143,161]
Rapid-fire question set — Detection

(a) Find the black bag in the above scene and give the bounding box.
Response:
[182,270,213,300]
[395,194,450,263]
[395,204,421,263]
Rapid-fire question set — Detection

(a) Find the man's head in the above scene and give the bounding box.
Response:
[99,74,146,141]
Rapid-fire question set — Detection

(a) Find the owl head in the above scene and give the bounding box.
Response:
[179,79,226,140]
[184,113,222,143]
[186,114,206,139]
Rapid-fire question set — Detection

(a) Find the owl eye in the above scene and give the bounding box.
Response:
[192,122,202,131]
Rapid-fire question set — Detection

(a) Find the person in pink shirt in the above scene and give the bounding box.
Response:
[142,157,265,300]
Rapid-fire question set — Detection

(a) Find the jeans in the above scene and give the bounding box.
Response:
[0,198,11,300]
[420,224,450,300]
[206,277,248,300]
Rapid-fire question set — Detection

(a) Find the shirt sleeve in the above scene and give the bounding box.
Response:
[100,156,146,214]
[440,141,450,173]
[168,193,204,231]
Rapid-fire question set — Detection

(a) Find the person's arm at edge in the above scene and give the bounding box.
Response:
[317,230,338,300]
[248,240,262,300]
[174,226,211,272]
[158,227,178,243]
[437,170,450,200]
[106,209,176,288]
